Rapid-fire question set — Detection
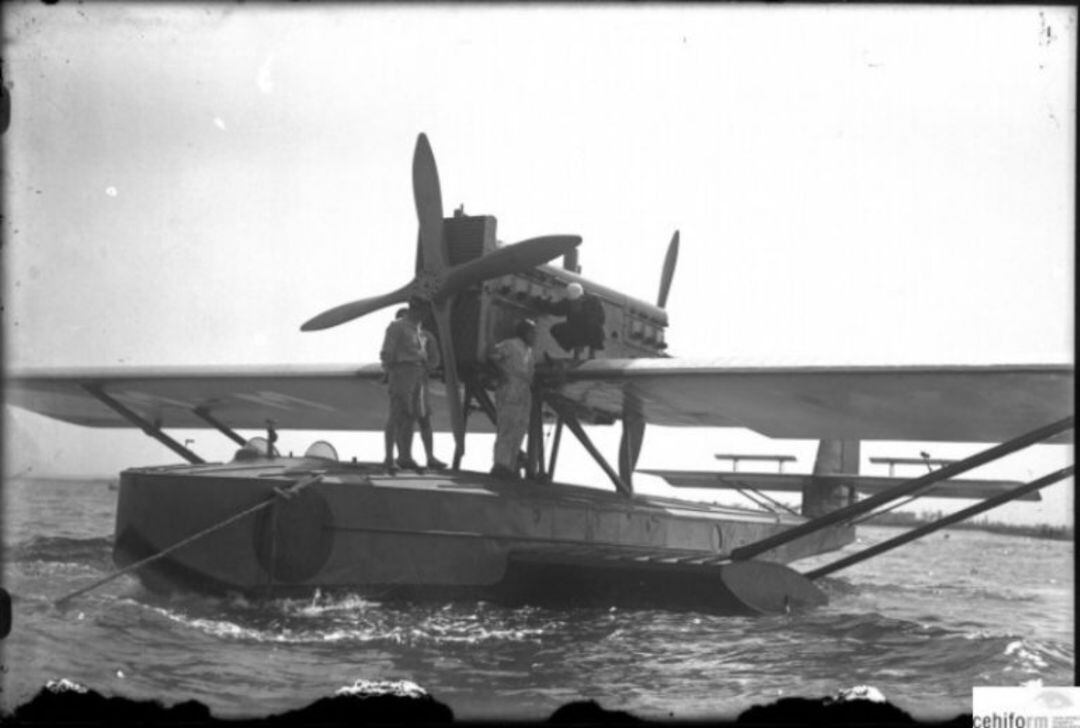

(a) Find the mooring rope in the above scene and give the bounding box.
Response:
[54,473,324,608]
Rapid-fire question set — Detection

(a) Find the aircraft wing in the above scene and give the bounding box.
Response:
[6,359,1073,444]
[638,470,1042,501]
[5,364,493,433]
[552,359,1074,443]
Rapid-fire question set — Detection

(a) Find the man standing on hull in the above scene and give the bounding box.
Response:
[489,318,537,480]
[416,320,447,470]
[380,300,427,472]
[382,307,446,472]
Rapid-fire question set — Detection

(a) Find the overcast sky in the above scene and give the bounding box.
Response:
[3,4,1075,524]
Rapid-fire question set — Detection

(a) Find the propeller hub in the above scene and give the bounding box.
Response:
[414,270,445,301]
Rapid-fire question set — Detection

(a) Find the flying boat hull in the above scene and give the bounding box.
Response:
[112,457,853,613]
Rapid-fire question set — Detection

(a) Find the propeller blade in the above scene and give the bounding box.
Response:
[413,133,447,274]
[618,392,646,490]
[440,235,582,296]
[300,283,414,331]
[657,230,679,309]
[430,300,466,468]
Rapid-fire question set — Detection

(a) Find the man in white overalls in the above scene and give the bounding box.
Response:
[489,319,538,479]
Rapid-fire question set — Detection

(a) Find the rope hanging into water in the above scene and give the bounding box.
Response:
[54,473,324,609]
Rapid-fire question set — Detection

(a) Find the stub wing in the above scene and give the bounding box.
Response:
[554,358,1074,443]
[5,363,492,433]
[639,470,1042,501]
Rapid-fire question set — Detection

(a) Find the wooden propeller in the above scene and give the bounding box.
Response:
[657,230,679,309]
[617,230,680,488]
[301,133,582,467]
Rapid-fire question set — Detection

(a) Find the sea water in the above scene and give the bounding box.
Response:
[1,476,1073,720]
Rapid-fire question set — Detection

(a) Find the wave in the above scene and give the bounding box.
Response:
[781,609,1073,684]
[822,577,1041,604]
[8,535,113,568]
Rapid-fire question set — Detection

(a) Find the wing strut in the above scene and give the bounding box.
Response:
[545,396,632,497]
[731,415,1074,561]
[547,418,565,481]
[81,385,205,464]
[193,407,247,447]
[695,447,1075,613]
[464,379,498,428]
[526,395,546,481]
[732,484,801,517]
[804,464,1075,580]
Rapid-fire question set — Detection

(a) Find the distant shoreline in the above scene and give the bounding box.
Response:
[6,475,117,485]
[865,510,1074,541]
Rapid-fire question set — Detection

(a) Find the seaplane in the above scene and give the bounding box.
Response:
[7,134,1074,616]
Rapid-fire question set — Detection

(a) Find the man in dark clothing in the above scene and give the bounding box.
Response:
[380,302,427,471]
[382,307,446,471]
[544,282,606,358]
[415,323,447,470]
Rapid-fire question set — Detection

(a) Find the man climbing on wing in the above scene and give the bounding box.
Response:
[379,300,427,472]
[542,282,606,359]
[488,318,537,480]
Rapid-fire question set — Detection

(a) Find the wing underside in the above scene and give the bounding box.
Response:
[555,359,1074,443]
[4,364,492,433]
[5,359,1073,443]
